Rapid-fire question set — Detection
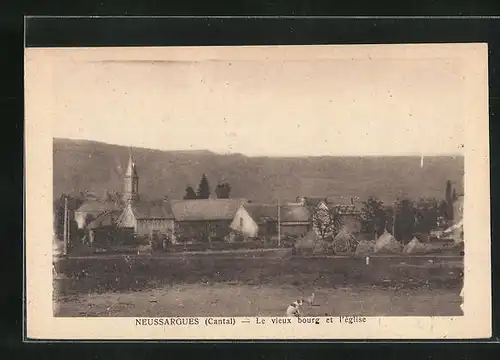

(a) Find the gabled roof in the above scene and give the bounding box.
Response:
[171,198,247,221]
[88,210,122,229]
[75,200,122,214]
[326,203,362,215]
[243,203,311,223]
[301,195,362,215]
[130,200,174,220]
[243,203,280,223]
[301,196,327,208]
[281,204,311,222]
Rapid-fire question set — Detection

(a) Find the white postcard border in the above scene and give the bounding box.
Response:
[25,43,491,340]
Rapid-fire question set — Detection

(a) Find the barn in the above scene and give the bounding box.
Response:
[87,210,123,246]
[116,200,175,240]
[171,199,247,243]
[230,203,311,238]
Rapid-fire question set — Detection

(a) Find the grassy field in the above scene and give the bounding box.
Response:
[53,251,463,317]
[55,283,462,317]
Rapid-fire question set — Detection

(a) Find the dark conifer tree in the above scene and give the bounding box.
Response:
[196,174,211,199]
[183,186,197,200]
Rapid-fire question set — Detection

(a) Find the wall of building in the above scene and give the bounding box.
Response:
[75,211,102,229]
[280,223,310,237]
[230,207,259,237]
[176,220,232,242]
[75,212,87,229]
[89,226,116,246]
[136,218,175,238]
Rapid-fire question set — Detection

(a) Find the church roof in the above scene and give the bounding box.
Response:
[130,200,174,220]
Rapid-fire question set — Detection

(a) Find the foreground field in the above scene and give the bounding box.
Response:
[55,283,462,317]
[53,252,463,317]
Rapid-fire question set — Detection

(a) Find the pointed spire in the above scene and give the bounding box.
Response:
[125,147,138,178]
[123,146,139,203]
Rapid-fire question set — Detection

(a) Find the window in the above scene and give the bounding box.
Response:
[240,218,244,228]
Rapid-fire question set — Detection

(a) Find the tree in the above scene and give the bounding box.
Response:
[445,180,454,221]
[183,186,197,200]
[215,182,231,199]
[312,205,343,240]
[53,195,65,239]
[196,174,210,199]
[414,198,439,234]
[360,197,387,237]
[394,198,416,244]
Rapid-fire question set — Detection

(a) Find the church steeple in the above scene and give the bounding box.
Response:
[123,148,139,203]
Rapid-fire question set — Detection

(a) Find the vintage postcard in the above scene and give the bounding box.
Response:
[25,43,491,340]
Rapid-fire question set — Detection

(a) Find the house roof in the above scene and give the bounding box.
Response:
[243,203,311,223]
[130,200,174,220]
[75,200,122,214]
[88,210,122,229]
[171,198,247,222]
[281,204,311,222]
[325,195,360,205]
[300,195,362,215]
[301,195,361,206]
[303,197,327,207]
[326,203,362,215]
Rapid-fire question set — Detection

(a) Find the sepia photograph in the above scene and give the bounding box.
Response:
[25,43,490,339]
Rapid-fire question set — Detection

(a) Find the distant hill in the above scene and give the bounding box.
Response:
[53,138,464,204]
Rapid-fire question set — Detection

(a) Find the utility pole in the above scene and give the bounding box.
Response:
[63,195,68,256]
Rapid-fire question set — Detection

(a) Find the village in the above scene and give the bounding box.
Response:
[52,150,465,318]
[53,150,464,258]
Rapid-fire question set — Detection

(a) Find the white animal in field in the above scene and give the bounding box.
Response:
[286,299,304,317]
[305,292,315,305]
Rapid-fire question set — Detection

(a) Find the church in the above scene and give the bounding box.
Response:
[75,151,175,243]
[115,152,175,239]
[75,149,252,245]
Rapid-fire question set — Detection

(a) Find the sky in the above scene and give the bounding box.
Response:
[36,44,473,156]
